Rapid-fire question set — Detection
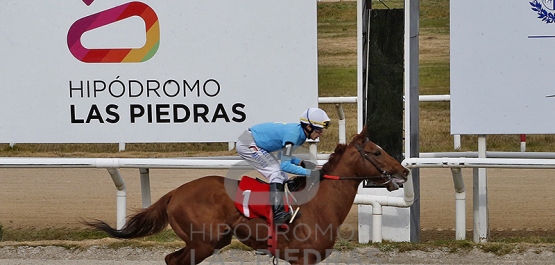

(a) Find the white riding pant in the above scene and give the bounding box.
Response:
[236,129,289,184]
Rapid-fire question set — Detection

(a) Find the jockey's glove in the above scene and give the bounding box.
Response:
[308,169,324,179]
[300,160,318,170]
[285,178,302,192]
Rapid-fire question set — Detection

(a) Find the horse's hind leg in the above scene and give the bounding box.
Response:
[164,247,188,265]
[164,245,210,265]
[165,243,222,265]
[165,221,233,264]
[164,222,232,265]
[215,233,232,249]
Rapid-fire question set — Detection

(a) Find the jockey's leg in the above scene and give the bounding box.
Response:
[269,183,291,224]
[237,130,292,223]
[236,130,280,180]
[269,172,292,224]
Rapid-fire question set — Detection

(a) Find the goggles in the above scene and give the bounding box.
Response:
[311,121,330,132]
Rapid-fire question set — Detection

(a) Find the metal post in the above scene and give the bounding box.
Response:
[473,135,489,242]
[520,134,526,152]
[106,168,126,230]
[454,135,461,150]
[406,0,421,243]
[334,103,347,144]
[451,167,466,240]
[308,140,318,161]
[139,168,151,208]
[371,202,383,243]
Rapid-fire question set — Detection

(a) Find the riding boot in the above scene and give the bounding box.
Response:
[269,183,292,225]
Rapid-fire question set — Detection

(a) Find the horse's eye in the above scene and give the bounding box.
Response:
[374,151,381,156]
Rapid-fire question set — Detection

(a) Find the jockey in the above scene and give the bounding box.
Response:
[236,108,331,224]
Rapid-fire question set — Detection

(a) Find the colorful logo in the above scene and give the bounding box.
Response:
[67,1,160,63]
[530,0,555,24]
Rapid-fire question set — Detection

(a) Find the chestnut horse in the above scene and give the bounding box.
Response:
[85,127,409,265]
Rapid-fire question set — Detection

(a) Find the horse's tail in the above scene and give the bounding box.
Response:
[85,190,174,239]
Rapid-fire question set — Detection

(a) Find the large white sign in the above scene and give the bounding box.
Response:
[451,0,555,134]
[0,0,318,143]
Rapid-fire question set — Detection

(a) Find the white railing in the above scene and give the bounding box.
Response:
[0,97,358,230]
[0,95,448,236]
[403,154,555,242]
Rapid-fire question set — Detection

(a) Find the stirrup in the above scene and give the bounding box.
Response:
[289,207,301,223]
[283,186,301,223]
[273,212,292,225]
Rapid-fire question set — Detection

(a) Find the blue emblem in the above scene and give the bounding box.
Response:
[530,0,555,23]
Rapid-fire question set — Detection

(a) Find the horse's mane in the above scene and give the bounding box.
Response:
[321,143,347,174]
[321,130,367,174]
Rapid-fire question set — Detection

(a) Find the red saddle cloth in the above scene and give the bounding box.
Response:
[234,176,291,222]
[235,176,294,256]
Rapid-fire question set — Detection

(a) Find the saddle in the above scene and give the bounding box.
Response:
[234,176,302,256]
[234,176,294,222]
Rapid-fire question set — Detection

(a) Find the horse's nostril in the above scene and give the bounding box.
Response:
[403,169,410,177]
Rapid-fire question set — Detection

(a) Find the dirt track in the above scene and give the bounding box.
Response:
[1,167,555,239]
[1,167,555,264]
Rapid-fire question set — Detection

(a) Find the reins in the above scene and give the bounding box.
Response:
[321,174,391,185]
[322,174,362,181]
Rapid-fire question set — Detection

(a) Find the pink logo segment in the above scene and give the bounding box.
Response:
[68,1,160,63]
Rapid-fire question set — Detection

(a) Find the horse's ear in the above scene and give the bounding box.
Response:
[360,125,368,137]
[358,126,368,141]
[351,125,368,144]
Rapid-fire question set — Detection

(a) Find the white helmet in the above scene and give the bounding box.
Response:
[300,108,331,129]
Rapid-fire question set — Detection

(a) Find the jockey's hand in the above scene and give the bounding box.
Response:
[309,169,323,179]
[300,160,318,170]
[285,178,302,192]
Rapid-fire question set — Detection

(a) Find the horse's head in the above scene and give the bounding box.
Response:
[340,126,410,191]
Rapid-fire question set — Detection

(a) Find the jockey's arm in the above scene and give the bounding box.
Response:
[280,142,311,176]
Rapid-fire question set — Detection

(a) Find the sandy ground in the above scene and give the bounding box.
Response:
[1,167,555,264]
[1,167,554,235]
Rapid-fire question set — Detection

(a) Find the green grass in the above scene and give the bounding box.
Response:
[4,226,554,256]
[2,228,107,241]
[318,66,357,97]
[420,0,450,30]
[1,227,180,243]
[317,2,357,23]
[419,63,449,95]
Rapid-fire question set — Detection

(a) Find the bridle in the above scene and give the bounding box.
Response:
[353,141,393,184]
[322,139,393,184]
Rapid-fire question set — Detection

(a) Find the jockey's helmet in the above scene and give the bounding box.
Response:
[300,108,331,129]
